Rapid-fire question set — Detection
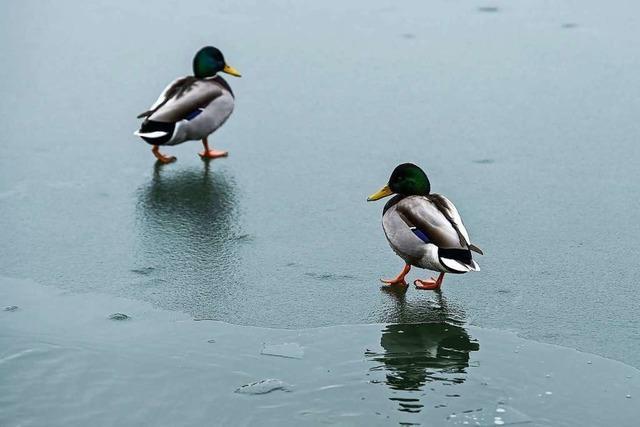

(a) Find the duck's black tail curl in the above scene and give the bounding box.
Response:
[134,120,175,146]
[438,248,479,273]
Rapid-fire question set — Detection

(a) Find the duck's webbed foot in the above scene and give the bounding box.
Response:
[199,137,228,159]
[414,272,445,291]
[152,145,176,164]
[199,150,229,159]
[380,264,411,287]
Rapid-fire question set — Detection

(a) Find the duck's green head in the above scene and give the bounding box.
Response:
[367,163,431,201]
[193,46,241,78]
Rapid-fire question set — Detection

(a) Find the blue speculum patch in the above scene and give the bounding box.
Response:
[185,108,203,121]
[410,227,430,243]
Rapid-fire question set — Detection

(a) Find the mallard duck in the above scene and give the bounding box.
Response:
[367,163,483,290]
[135,46,241,163]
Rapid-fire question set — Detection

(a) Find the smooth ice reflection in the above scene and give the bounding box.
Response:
[367,291,479,414]
[134,163,246,315]
[367,321,479,413]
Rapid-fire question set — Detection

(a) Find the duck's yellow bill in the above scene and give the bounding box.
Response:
[222,64,242,77]
[367,185,393,201]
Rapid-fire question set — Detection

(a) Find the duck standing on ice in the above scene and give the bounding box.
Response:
[367,163,483,291]
[135,46,241,163]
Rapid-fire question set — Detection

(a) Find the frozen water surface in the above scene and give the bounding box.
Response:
[2,0,640,425]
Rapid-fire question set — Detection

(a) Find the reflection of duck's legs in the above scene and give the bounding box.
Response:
[414,272,445,290]
[199,136,228,159]
[381,264,411,286]
[152,145,177,164]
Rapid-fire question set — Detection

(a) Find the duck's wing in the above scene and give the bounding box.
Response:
[395,196,464,250]
[137,77,185,119]
[395,196,480,272]
[137,77,223,123]
[428,194,483,255]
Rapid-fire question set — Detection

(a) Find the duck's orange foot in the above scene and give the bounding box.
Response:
[414,279,440,290]
[151,147,176,164]
[414,272,445,291]
[156,155,177,164]
[380,277,408,287]
[380,263,412,287]
[199,149,228,159]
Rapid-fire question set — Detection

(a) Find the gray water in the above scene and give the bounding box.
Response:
[1,1,640,423]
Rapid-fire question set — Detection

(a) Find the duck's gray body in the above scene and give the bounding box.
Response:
[135,75,235,146]
[382,194,481,274]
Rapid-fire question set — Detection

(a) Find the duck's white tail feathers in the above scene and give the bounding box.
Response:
[133,130,168,138]
[440,257,479,273]
[134,120,176,145]
[438,247,480,273]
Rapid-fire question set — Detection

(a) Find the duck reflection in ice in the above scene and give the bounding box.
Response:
[367,292,479,413]
[134,162,246,315]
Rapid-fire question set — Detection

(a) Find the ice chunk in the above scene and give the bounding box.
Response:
[234,379,292,395]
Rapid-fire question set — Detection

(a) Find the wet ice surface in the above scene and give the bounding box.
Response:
[1,0,639,370]
[2,277,639,426]
[2,0,640,424]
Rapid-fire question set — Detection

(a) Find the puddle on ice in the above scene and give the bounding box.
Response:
[2,276,640,426]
